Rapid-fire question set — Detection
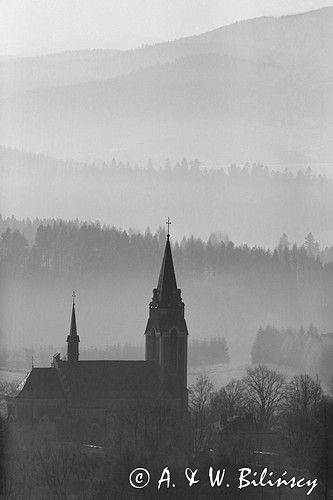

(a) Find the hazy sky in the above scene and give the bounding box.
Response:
[1,0,332,56]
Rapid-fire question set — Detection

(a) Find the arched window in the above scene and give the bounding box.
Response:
[169,329,178,371]
[156,334,160,362]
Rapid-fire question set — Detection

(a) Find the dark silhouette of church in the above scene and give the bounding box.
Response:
[7,226,189,424]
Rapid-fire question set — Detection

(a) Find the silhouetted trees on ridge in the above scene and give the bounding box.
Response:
[0,337,230,372]
[1,218,333,372]
[251,324,333,384]
[1,217,332,276]
[2,147,332,186]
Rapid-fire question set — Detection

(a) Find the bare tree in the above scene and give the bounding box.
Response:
[281,374,324,468]
[189,375,213,416]
[189,375,213,455]
[243,365,286,427]
[210,378,247,423]
[36,441,79,500]
[105,392,190,467]
[329,376,333,398]
[284,374,322,417]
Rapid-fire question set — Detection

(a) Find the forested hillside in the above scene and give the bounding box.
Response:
[1,219,333,363]
[2,147,333,248]
[251,324,333,385]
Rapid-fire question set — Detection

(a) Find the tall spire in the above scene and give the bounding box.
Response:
[145,219,188,402]
[156,220,178,306]
[67,291,80,362]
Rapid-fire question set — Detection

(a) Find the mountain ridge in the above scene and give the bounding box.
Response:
[1,5,332,93]
[2,5,332,60]
[0,6,332,163]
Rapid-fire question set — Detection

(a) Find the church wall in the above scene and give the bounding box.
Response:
[32,398,67,421]
[8,398,66,424]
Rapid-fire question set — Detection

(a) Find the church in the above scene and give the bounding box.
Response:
[6,227,189,427]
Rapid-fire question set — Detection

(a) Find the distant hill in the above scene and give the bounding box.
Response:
[1,7,332,93]
[2,146,333,248]
[1,7,332,163]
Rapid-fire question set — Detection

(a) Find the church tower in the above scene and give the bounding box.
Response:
[145,220,188,404]
[67,291,80,362]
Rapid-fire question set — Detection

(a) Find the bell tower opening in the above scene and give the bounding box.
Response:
[169,329,178,372]
[151,328,156,360]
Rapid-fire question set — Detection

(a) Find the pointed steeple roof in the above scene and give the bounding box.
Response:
[69,291,78,337]
[67,292,80,362]
[157,235,178,305]
[70,303,77,336]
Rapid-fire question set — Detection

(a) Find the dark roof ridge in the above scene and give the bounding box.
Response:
[69,359,152,363]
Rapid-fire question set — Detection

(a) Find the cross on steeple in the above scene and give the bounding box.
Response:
[67,290,80,362]
[166,217,171,238]
[145,215,188,400]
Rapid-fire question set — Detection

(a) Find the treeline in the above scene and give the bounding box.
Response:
[3,367,332,498]
[2,146,332,187]
[0,337,230,371]
[189,337,229,366]
[1,217,333,276]
[0,216,52,246]
[189,367,333,495]
[251,324,333,384]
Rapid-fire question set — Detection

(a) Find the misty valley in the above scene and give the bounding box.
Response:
[1,147,333,500]
[1,4,333,498]
[0,208,332,384]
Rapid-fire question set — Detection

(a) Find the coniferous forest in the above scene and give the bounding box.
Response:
[1,213,333,376]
